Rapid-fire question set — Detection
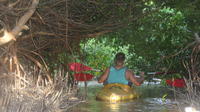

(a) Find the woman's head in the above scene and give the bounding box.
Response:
[114,52,125,66]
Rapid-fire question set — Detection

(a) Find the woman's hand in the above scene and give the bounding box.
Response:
[139,72,145,83]
[139,72,145,78]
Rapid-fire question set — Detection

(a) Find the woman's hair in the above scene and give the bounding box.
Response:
[114,52,125,62]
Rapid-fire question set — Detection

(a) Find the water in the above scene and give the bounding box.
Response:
[69,83,182,112]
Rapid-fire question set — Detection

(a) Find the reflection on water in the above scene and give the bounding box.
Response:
[109,103,120,112]
[68,85,180,112]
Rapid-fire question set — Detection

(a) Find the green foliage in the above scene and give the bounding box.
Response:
[109,6,191,73]
[154,0,200,32]
[138,7,189,55]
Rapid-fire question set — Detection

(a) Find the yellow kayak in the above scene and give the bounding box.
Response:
[96,83,139,102]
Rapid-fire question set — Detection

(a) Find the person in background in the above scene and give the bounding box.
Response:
[98,52,144,86]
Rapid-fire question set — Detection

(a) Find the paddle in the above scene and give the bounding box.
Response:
[68,62,101,72]
[68,62,102,81]
[73,73,94,81]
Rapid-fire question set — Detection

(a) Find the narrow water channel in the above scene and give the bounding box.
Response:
[69,83,183,112]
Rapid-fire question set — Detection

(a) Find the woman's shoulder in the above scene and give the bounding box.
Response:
[126,68,133,73]
[105,66,112,71]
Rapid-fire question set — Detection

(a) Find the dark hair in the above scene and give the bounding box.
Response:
[114,52,125,62]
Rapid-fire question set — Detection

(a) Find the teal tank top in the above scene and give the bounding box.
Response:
[107,66,129,85]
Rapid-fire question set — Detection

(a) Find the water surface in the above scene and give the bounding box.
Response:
[69,84,182,112]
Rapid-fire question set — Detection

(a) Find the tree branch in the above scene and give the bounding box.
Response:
[0,0,39,46]
[11,0,39,36]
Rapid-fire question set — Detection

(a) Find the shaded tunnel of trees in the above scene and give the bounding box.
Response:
[0,0,200,111]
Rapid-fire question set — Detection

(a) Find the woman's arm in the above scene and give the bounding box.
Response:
[98,67,110,83]
[126,70,144,86]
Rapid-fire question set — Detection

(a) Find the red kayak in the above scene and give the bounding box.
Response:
[166,78,186,88]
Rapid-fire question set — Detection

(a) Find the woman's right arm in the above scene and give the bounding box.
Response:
[98,67,110,83]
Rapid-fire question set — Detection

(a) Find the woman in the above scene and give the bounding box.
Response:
[98,52,144,86]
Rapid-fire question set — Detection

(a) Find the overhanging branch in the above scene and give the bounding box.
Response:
[11,0,39,36]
